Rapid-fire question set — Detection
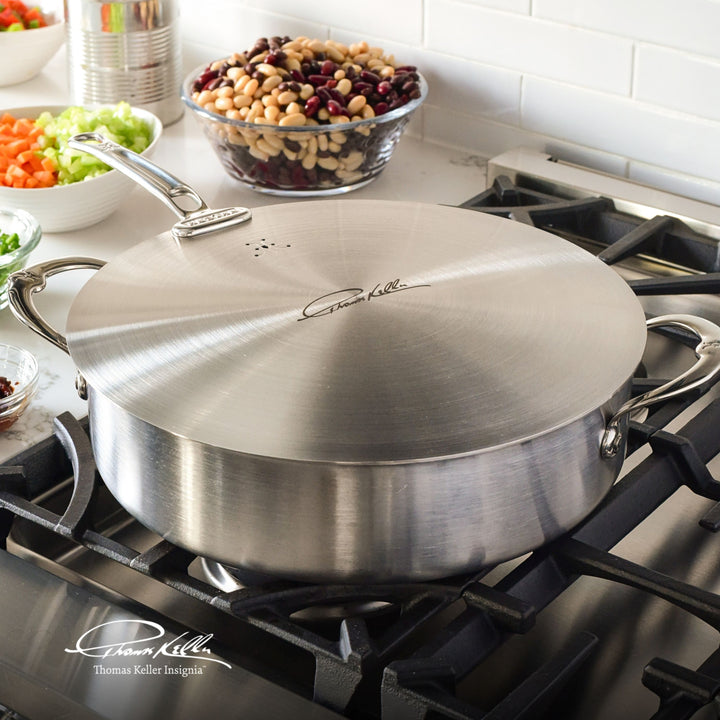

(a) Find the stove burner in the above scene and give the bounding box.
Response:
[198,558,394,622]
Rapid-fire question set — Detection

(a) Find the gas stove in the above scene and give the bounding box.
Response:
[2,148,720,720]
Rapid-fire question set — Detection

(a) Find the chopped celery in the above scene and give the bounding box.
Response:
[35,102,153,185]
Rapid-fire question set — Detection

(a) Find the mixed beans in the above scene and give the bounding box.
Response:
[188,36,424,192]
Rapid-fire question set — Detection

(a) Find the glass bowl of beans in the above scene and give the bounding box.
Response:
[0,206,41,311]
[181,36,427,196]
[0,344,39,432]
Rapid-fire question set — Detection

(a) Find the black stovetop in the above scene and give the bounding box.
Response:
[2,175,720,719]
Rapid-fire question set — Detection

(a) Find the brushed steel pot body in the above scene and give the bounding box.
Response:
[87,383,629,582]
[10,140,720,583]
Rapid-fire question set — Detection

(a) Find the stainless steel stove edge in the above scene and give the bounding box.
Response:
[487,148,720,239]
[0,550,339,720]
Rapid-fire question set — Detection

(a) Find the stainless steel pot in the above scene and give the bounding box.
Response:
[9,135,720,583]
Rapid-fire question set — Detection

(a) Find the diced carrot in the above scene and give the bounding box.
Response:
[32,169,54,186]
[0,112,57,188]
[12,118,34,135]
[4,138,29,156]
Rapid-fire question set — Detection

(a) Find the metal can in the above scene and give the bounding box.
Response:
[64,0,183,126]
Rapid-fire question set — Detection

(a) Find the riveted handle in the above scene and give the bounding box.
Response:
[68,133,252,239]
[7,257,106,354]
[601,314,720,458]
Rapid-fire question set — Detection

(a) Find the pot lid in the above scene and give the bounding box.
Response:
[66,199,647,463]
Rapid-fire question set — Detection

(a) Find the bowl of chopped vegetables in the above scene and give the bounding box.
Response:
[0,102,162,232]
[0,343,39,431]
[0,205,41,311]
[0,1,65,86]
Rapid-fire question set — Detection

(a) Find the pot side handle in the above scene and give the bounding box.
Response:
[7,257,106,354]
[601,313,720,458]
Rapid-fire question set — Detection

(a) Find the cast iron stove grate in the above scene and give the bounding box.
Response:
[1,388,720,718]
[461,174,720,292]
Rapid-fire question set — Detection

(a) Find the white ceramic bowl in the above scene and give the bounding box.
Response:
[0,13,65,87]
[0,105,162,232]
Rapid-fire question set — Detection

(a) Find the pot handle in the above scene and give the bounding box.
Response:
[68,133,252,240]
[601,313,720,458]
[7,257,106,354]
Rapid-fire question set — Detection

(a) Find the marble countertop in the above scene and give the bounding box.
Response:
[0,50,488,462]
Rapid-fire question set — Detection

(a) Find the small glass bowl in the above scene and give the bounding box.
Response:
[0,207,41,311]
[181,65,427,196]
[0,344,39,432]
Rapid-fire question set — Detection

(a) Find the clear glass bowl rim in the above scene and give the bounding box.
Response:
[180,62,428,134]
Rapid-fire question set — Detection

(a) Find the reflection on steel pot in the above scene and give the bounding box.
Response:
[8,136,720,583]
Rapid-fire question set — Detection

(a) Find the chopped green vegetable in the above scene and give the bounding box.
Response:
[35,102,153,185]
[0,229,23,298]
[0,230,20,255]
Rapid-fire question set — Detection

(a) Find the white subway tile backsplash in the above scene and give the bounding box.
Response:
[635,45,720,123]
[242,0,423,45]
[178,1,327,56]
[423,53,522,125]
[461,0,531,13]
[426,0,633,95]
[424,108,542,157]
[522,77,720,183]
[424,108,630,178]
[533,0,720,60]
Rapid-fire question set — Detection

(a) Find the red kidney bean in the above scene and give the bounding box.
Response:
[359,70,381,85]
[194,69,218,92]
[304,95,322,116]
[326,99,344,115]
[205,77,224,91]
[326,87,346,105]
[316,86,332,103]
[320,60,336,76]
[377,81,392,95]
[390,73,407,88]
[308,74,330,86]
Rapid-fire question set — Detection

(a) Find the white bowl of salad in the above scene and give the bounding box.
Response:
[0,1,65,86]
[0,103,162,232]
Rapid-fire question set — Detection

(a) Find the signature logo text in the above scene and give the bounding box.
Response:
[299,278,430,321]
